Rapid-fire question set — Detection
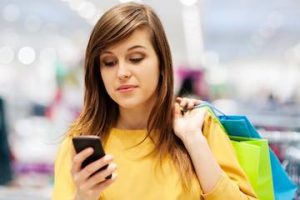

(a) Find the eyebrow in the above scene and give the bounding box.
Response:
[128,45,146,51]
[102,45,146,54]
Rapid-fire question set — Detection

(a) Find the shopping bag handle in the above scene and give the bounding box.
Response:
[193,101,226,117]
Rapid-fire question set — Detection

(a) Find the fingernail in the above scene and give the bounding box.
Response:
[106,155,113,161]
[110,163,117,170]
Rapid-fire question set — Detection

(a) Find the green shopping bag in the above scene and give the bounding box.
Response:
[230,136,275,200]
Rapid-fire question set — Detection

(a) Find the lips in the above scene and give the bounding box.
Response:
[117,85,138,92]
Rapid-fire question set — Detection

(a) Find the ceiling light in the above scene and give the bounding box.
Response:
[18,46,36,65]
[179,0,198,6]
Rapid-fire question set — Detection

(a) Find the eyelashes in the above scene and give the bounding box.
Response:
[129,57,143,63]
[102,57,144,67]
[103,60,117,67]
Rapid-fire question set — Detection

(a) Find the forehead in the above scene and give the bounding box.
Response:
[103,27,153,52]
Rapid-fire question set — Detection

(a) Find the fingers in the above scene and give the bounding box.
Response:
[187,107,208,128]
[194,107,208,127]
[174,102,182,118]
[91,173,117,191]
[72,147,94,175]
[71,152,116,199]
[176,97,202,111]
[75,155,113,184]
[75,172,117,199]
[80,163,117,190]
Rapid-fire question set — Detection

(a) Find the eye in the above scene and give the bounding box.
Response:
[129,57,144,64]
[102,59,117,67]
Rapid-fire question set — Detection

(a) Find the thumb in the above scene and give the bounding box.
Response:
[173,102,182,119]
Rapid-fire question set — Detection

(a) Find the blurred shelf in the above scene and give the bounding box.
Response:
[247,114,300,130]
[260,130,300,143]
[0,186,52,200]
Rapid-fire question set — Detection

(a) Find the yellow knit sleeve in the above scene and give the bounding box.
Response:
[202,111,258,200]
[52,135,76,200]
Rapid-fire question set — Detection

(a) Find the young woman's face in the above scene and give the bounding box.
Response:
[100,28,160,109]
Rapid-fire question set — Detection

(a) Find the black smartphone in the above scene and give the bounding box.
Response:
[72,135,112,179]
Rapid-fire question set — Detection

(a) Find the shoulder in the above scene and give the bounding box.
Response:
[58,128,81,150]
[55,132,76,165]
[202,109,226,138]
[60,134,73,149]
[56,135,71,155]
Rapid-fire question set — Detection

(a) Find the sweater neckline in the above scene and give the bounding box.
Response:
[111,127,147,134]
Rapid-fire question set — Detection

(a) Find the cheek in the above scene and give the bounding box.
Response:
[100,70,113,94]
[152,60,160,86]
[143,64,160,93]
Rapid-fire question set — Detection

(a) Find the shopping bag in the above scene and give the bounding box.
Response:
[197,102,297,200]
[220,115,297,200]
[230,136,274,200]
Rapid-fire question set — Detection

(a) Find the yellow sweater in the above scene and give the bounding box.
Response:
[52,113,257,200]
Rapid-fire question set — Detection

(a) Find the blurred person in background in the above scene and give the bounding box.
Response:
[177,69,210,101]
[52,3,257,200]
[178,76,195,97]
[0,97,13,185]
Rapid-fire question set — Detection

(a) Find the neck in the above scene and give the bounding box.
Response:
[116,102,155,130]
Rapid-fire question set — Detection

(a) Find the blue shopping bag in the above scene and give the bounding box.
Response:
[197,102,297,200]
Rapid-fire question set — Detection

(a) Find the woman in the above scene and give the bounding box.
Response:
[53,2,257,200]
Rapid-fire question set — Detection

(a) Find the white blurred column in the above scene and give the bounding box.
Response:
[181,0,204,68]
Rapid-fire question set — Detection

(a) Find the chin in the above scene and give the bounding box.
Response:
[118,102,140,109]
[116,98,146,109]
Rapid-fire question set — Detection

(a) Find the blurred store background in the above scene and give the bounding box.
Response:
[0,0,300,199]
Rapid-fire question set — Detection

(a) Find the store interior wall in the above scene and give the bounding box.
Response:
[0,0,299,198]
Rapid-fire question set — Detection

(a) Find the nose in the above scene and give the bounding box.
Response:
[117,60,131,80]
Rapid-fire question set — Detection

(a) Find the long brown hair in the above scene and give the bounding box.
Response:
[69,2,196,190]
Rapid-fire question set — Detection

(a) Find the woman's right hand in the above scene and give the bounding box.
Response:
[71,147,117,200]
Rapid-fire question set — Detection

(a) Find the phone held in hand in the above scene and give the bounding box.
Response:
[72,135,112,179]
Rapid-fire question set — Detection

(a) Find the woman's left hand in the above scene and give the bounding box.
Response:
[173,97,207,143]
